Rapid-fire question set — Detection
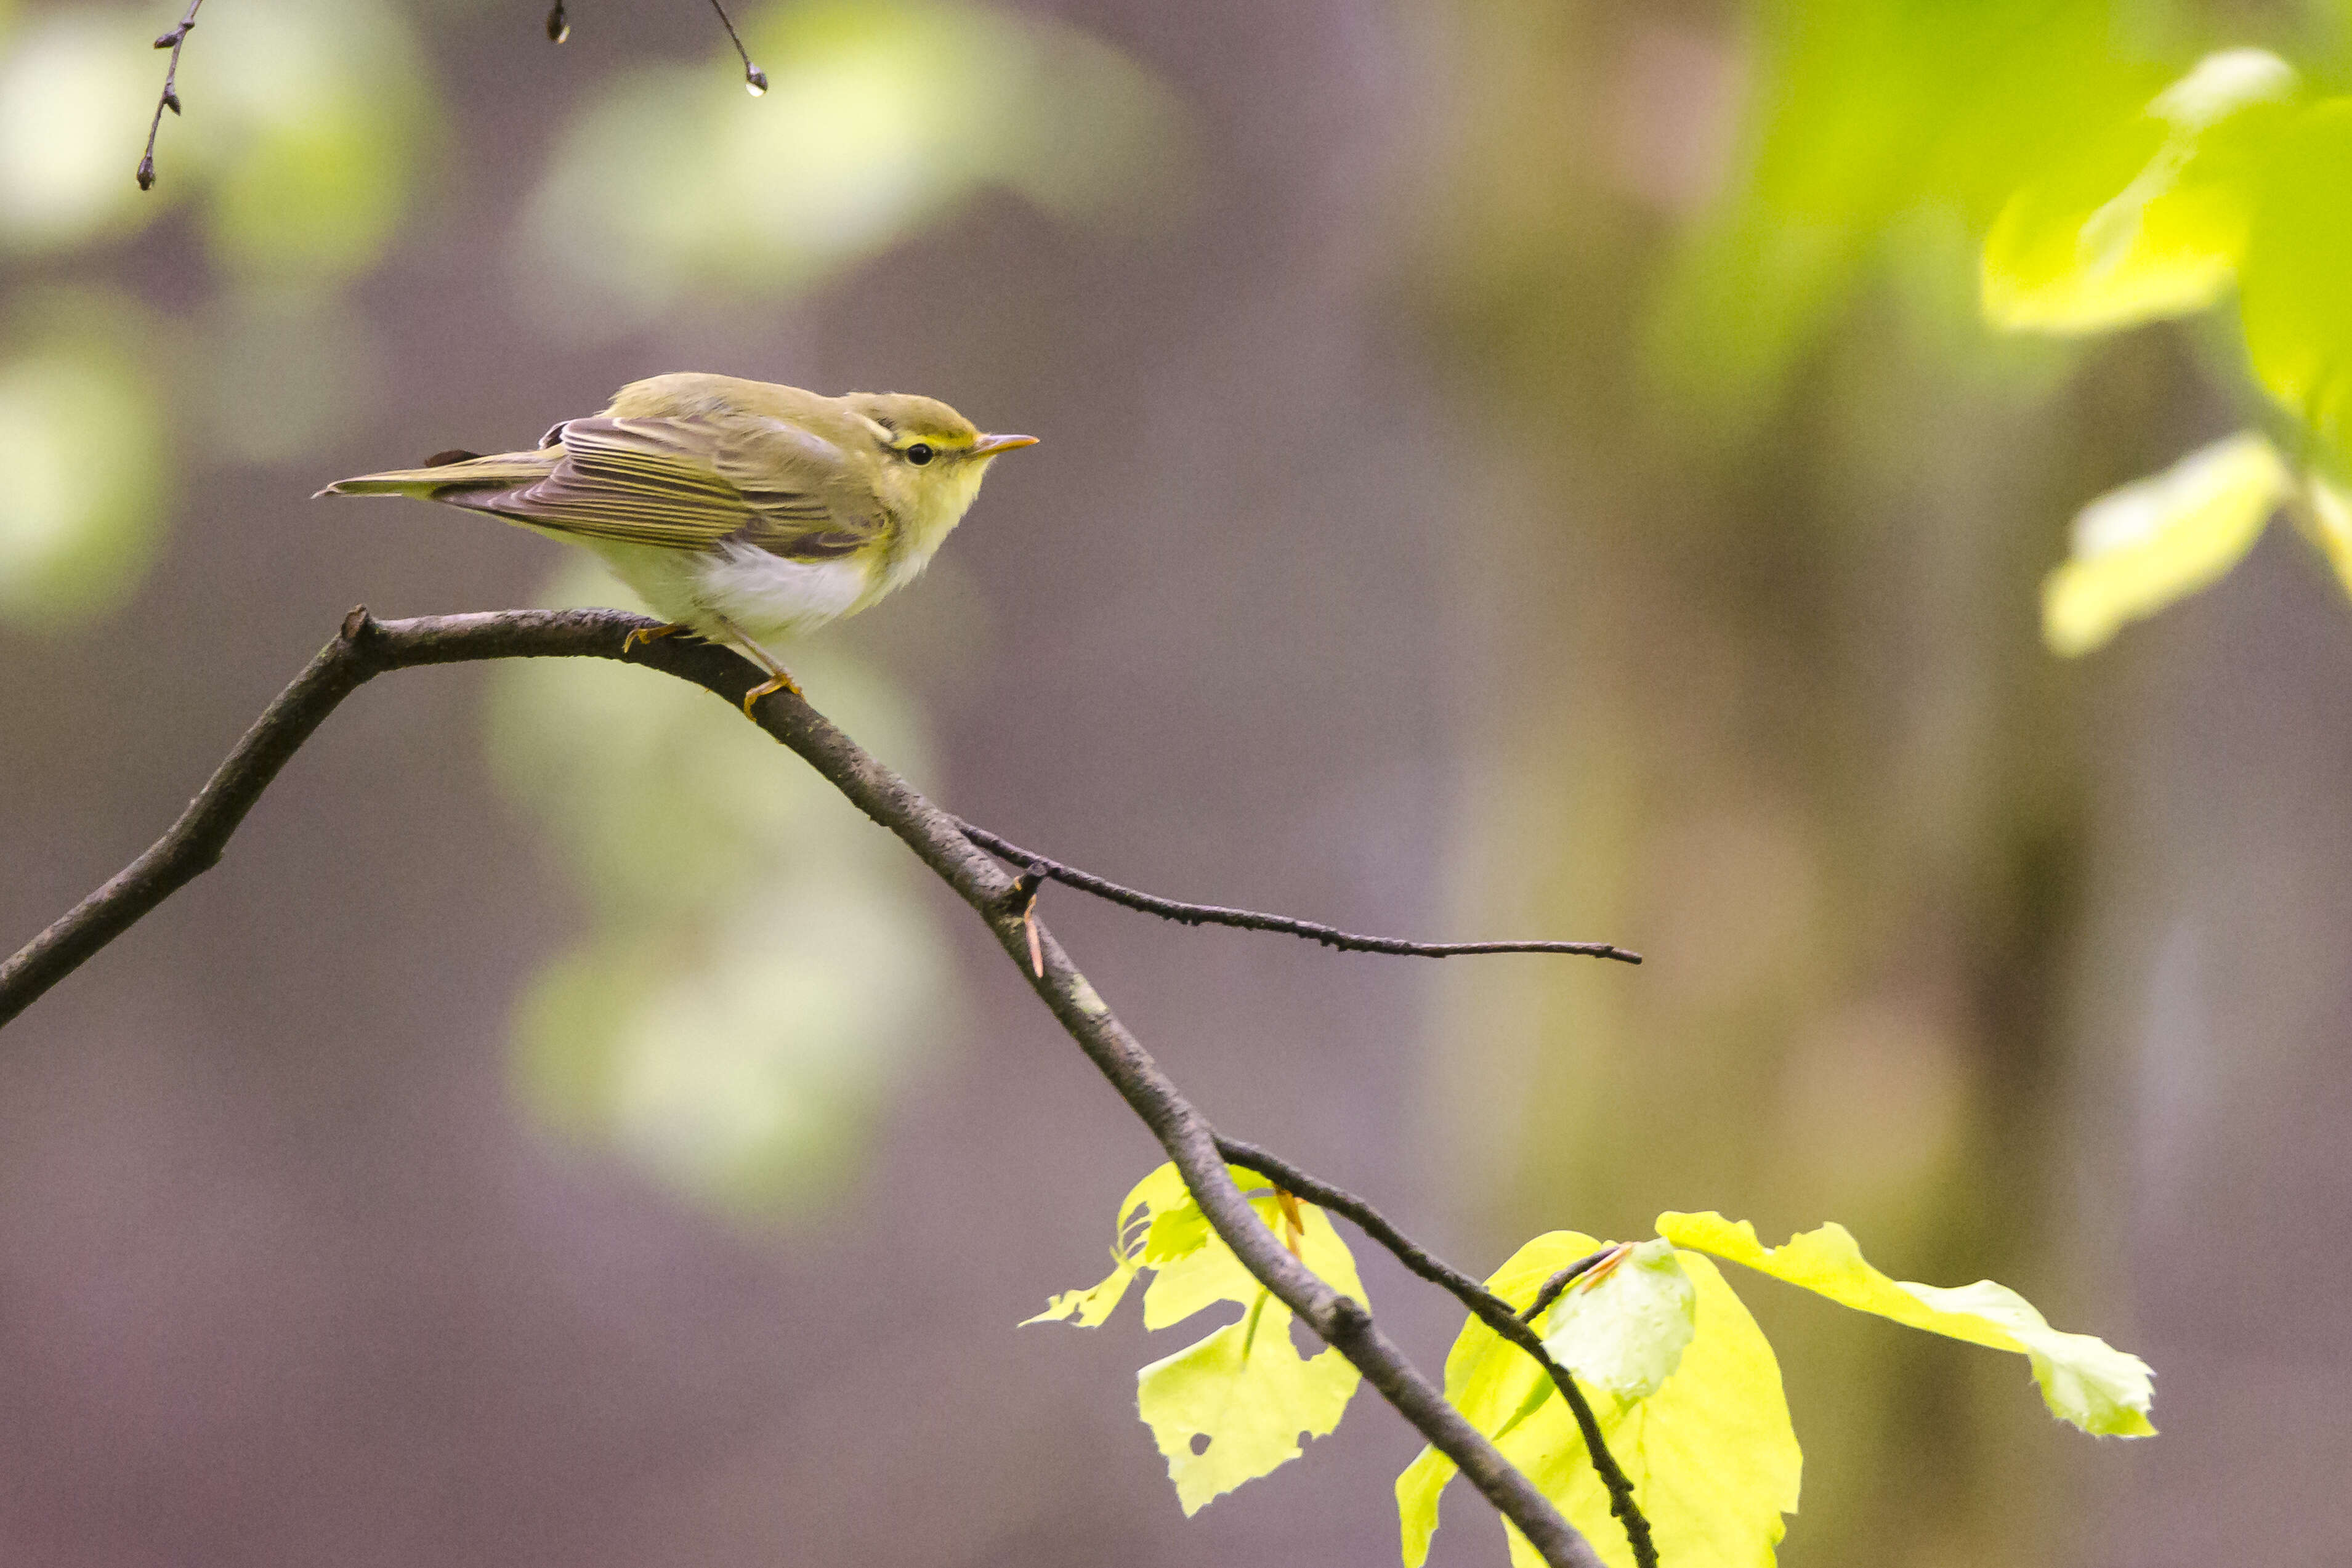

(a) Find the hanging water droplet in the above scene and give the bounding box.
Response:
[745,63,768,96]
[545,2,570,43]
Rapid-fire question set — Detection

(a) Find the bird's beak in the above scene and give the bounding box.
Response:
[970,433,1040,458]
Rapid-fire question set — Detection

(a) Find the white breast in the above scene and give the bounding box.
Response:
[688,543,874,641]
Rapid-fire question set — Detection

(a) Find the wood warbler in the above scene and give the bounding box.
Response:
[319,373,1036,709]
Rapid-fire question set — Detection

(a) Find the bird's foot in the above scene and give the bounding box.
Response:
[742,669,803,716]
[620,621,690,655]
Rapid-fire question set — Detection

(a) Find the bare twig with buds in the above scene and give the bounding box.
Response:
[134,0,206,192]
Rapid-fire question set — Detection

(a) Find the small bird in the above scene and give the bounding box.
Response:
[319,373,1037,709]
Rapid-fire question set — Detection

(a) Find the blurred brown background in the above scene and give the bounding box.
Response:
[3,0,2348,1564]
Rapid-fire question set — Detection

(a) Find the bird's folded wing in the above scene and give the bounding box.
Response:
[475,416,881,558]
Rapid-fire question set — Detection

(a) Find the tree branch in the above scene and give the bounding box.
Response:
[1217,1139,1656,1568]
[958,823,1640,964]
[135,0,206,192]
[0,605,1611,1568]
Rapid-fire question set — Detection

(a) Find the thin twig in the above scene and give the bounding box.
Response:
[1217,1138,1655,1568]
[958,822,1641,964]
[0,607,1609,1568]
[1519,1250,1619,1325]
[703,0,767,94]
[135,0,206,192]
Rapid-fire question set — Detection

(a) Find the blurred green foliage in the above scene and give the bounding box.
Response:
[1982,49,2297,336]
[0,6,154,253]
[2039,431,2293,656]
[0,289,164,622]
[515,0,1186,336]
[486,561,949,1219]
[0,0,434,622]
[1654,0,2173,413]
[1982,41,2352,649]
[0,0,432,273]
[175,0,436,282]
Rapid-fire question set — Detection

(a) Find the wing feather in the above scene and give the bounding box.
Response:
[463,415,884,558]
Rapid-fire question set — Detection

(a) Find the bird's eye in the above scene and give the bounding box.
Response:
[905,443,935,466]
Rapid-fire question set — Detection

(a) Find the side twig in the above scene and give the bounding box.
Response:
[135,0,206,192]
[959,822,1641,964]
[1217,1138,1657,1568]
[0,607,1613,1568]
[703,0,767,94]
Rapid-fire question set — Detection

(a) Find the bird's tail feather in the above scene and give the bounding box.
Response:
[313,447,556,501]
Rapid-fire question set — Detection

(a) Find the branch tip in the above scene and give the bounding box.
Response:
[135,0,206,192]
[960,822,1638,965]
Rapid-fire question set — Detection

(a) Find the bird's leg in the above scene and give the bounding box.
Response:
[714,616,802,715]
[620,621,691,654]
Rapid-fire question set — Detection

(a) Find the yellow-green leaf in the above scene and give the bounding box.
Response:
[1399,1232,1800,1568]
[1658,1211,2156,1437]
[1540,1239,1697,1402]
[1032,1162,1366,1511]
[1024,1162,1194,1327]
[2242,98,2352,464]
[1984,49,2296,333]
[1139,1289,1360,1514]
[2039,432,2287,656]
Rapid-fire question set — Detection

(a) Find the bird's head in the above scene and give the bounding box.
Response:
[845,392,1037,543]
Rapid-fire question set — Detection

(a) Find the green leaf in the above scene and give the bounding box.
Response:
[2242,98,2352,464]
[1397,1232,1800,1568]
[1658,1211,2156,1437]
[2039,432,2287,656]
[1025,1162,1192,1327]
[1032,1162,1366,1513]
[1984,49,2296,333]
[1540,1239,1697,1402]
[1139,1289,1360,1514]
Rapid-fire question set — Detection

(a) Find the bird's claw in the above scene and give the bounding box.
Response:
[742,671,803,716]
[621,622,687,655]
